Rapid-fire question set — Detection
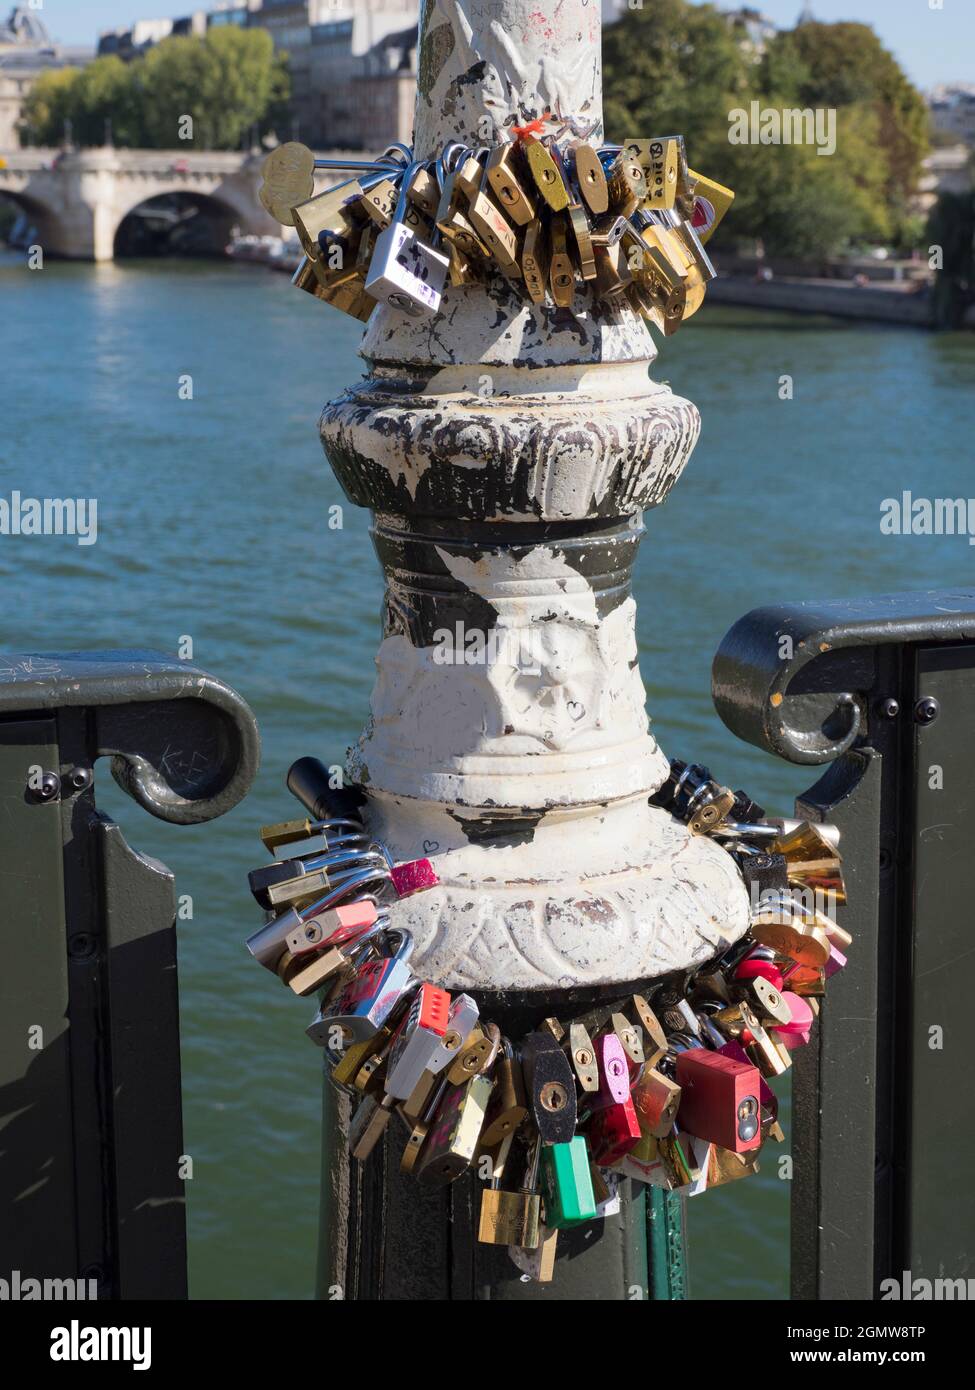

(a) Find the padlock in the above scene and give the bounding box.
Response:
[284,899,378,957]
[540,1136,597,1229]
[609,1011,645,1074]
[407,164,440,218]
[716,1039,780,1118]
[586,1092,641,1166]
[685,167,735,243]
[424,992,480,1077]
[520,220,550,303]
[286,758,367,825]
[631,1064,682,1139]
[399,1075,449,1174]
[509,1224,558,1282]
[313,929,415,1044]
[592,1031,632,1113]
[622,996,665,1068]
[437,205,491,260]
[751,894,831,967]
[285,925,383,998]
[383,982,452,1099]
[707,1144,760,1188]
[478,1134,542,1248]
[465,188,520,277]
[356,176,400,228]
[445,1024,497,1085]
[675,1050,762,1154]
[416,1073,493,1186]
[626,136,683,210]
[780,960,827,996]
[330,1023,395,1086]
[522,135,570,211]
[453,153,484,203]
[291,258,377,321]
[572,142,609,215]
[365,164,450,318]
[349,1091,398,1161]
[480,1039,528,1148]
[593,242,633,302]
[770,991,814,1051]
[733,953,785,993]
[486,141,540,221]
[567,204,597,280]
[292,179,362,264]
[593,1166,622,1217]
[590,212,628,248]
[606,150,648,216]
[564,1022,599,1093]
[521,1031,577,1145]
[733,850,790,902]
[540,1016,565,1043]
[354,1017,406,1096]
[549,215,575,308]
[390,857,439,897]
[772,821,848,906]
[260,811,340,856]
[737,975,793,1028]
[259,141,316,225]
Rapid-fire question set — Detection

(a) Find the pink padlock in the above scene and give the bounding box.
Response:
[391,858,439,897]
[771,992,813,1050]
[734,957,785,992]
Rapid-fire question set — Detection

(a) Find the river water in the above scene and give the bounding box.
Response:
[2,252,973,1299]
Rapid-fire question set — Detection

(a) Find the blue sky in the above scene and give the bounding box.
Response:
[40,0,974,91]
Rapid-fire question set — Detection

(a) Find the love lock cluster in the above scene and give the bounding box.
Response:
[259,129,733,331]
[244,756,849,1284]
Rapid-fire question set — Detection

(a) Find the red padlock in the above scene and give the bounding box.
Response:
[676,1050,762,1154]
[586,1094,641,1166]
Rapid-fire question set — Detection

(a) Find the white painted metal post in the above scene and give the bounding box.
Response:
[316,0,748,1299]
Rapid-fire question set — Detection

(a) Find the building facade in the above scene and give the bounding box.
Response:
[0,6,92,149]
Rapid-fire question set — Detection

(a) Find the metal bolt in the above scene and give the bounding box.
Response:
[879,698,900,719]
[68,933,95,959]
[913,697,940,725]
[68,766,93,791]
[30,771,61,802]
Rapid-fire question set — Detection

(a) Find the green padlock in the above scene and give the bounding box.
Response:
[541,1136,597,1229]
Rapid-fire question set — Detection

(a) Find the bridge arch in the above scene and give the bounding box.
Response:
[113,186,247,258]
[0,186,72,256]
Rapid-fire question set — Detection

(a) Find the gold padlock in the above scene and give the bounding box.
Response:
[357,177,399,229]
[572,142,609,216]
[523,136,570,212]
[549,216,575,307]
[259,141,316,225]
[485,143,537,226]
[466,189,520,275]
[292,181,361,263]
[520,220,550,303]
[407,165,440,218]
[626,136,683,210]
[567,203,597,280]
[593,243,633,302]
[686,168,735,243]
[477,1135,542,1248]
[607,151,648,217]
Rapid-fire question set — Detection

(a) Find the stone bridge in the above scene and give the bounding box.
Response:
[0,148,281,260]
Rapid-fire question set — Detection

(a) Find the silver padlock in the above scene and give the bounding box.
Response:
[365,161,450,318]
[246,862,392,972]
[424,992,479,1074]
[384,982,452,1100]
[309,928,416,1044]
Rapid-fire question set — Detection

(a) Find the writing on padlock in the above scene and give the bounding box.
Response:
[390,858,439,898]
[416,1073,492,1186]
[314,929,415,1044]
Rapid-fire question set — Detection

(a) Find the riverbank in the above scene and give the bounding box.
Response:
[708,274,939,326]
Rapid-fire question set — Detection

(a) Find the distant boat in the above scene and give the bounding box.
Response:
[226,233,301,271]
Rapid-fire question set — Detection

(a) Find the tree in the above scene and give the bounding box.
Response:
[19,67,80,146]
[602,0,929,259]
[141,28,286,150]
[18,28,290,151]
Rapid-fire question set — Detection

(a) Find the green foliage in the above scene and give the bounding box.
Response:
[19,28,290,151]
[20,66,80,145]
[602,0,929,260]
